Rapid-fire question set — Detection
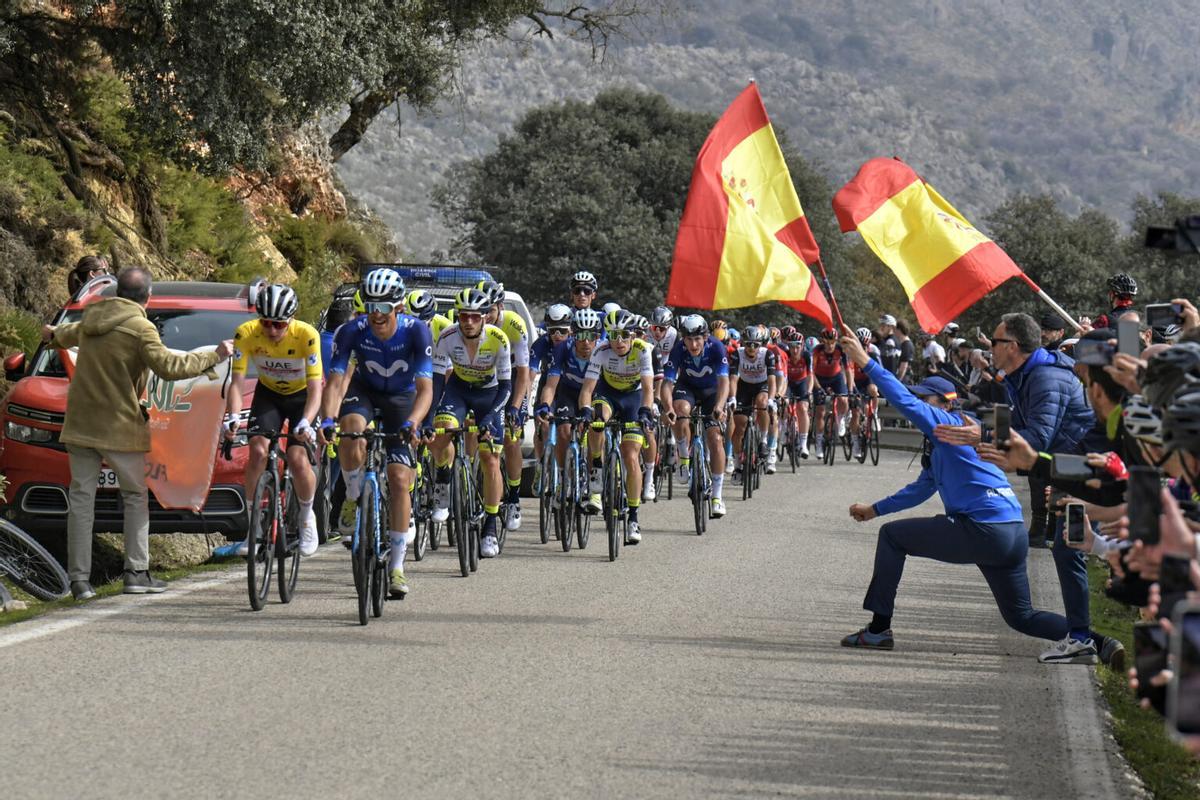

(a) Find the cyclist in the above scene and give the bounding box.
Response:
[225,284,323,558]
[662,314,730,517]
[764,326,788,474]
[569,270,599,311]
[1106,272,1139,322]
[649,306,678,364]
[478,280,531,532]
[577,309,655,543]
[631,314,663,501]
[404,289,437,324]
[531,304,573,463]
[849,326,881,459]
[782,327,813,459]
[711,319,729,344]
[811,326,850,459]
[729,326,776,482]
[536,308,603,476]
[429,287,512,558]
[318,269,434,598]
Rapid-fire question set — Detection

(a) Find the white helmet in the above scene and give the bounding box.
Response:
[544,303,573,327]
[255,284,298,322]
[361,268,405,302]
[571,271,598,292]
[602,302,622,316]
[572,308,602,332]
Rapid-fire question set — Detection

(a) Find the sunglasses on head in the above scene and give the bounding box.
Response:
[260,319,290,331]
[572,287,595,296]
[364,301,397,316]
[575,331,600,341]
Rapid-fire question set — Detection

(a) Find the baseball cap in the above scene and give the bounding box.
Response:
[879,314,897,326]
[909,376,957,402]
[1039,312,1066,331]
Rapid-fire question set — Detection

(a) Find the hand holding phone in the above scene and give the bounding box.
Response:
[1169,604,1200,739]
[1135,621,1168,712]
[1051,453,1097,481]
[1128,465,1163,545]
[993,404,1010,449]
[1065,502,1087,545]
[1147,303,1183,329]
[1118,318,1141,357]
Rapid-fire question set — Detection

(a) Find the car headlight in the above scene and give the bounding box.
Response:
[5,421,55,444]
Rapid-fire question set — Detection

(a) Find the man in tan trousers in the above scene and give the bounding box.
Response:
[43,267,234,599]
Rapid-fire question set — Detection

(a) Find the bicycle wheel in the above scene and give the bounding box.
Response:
[538,448,554,545]
[576,444,591,549]
[371,550,387,619]
[559,451,575,553]
[666,436,675,501]
[314,452,332,544]
[0,519,68,601]
[741,425,754,501]
[606,451,621,562]
[691,441,706,535]
[868,413,881,466]
[357,480,377,625]
[788,414,799,473]
[841,413,852,460]
[823,410,836,466]
[452,461,470,578]
[277,480,300,604]
[247,469,276,611]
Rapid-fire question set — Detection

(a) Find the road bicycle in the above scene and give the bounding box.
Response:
[738,403,760,501]
[651,411,674,502]
[0,518,69,601]
[855,393,881,466]
[535,420,559,545]
[683,404,715,536]
[223,430,314,612]
[413,443,445,553]
[337,425,409,626]
[780,396,801,473]
[559,415,592,552]
[595,416,636,562]
[438,425,487,578]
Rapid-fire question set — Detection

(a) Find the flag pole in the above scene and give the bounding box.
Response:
[812,258,845,330]
[1017,274,1083,333]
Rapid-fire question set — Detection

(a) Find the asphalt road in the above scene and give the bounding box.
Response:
[1,450,1120,799]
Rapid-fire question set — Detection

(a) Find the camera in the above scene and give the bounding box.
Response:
[1145,215,1200,255]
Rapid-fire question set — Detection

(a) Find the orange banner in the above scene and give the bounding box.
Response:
[144,352,228,512]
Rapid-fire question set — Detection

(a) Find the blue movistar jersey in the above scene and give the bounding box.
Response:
[548,338,591,391]
[664,336,729,389]
[329,314,433,393]
[530,333,555,373]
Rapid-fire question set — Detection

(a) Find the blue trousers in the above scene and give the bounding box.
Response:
[1049,513,1092,632]
[863,515,1069,641]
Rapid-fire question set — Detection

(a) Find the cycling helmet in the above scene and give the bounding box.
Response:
[820,327,837,339]
[454,286,493,313]
[779,325,798,342]
[728,328,741,342]
[856,326,872,344]
[352,290,365,314]
[362,268,406,303]
[651,306,674,327]
[570,270,598,292]
[544,303,572,327]
[678,314,708,337]
[941,322,960,335]
[805,336,820,352]
[475,279,505,306]
[631,315,650,334]
[255,284,298,322]
[573,307,602,332]
[768,326,781,343]
[1107,273,1138,297]
[742,326,765,344]
[1123,394,1164,446]
[405,289,436,322]
[1143,341,1200,409]
[604,308,638,335]
[1163,384,1200,454]
[602,302,622,316]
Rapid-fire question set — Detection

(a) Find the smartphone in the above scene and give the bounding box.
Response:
[1127,465,1162,545]
[1161,554,1194,595]
[1169,604,1200,739]
[993,404,1011,448]
[1065,502,1086,544]
[1073,337,1115,366]
[1118,318,1141,357]
[1051,453,1096,481]
[1135,621,1168,709]
[1048,487,1068,516]
[1147,303,1183,329]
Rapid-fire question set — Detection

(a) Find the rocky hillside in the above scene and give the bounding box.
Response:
[336,0,1200,258]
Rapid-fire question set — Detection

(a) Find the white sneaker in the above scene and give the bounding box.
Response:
[505,504,522,531]
[299,510,319,557]
[837,417,847,437]
[432,483,450,523]
[626,521,641,544]
[1037,636,1098,665]
[642,482,656,502]
[480,535,500,558]
[766,452,777,474]
[724,459,734,475]
[710,498,726,518]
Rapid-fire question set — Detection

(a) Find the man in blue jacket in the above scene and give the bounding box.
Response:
[935,313,1119,667]
[837,326,1073,653]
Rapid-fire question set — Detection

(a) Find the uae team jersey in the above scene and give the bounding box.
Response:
[434,323,512,387]
[586,339,654,392]
[651,326,678,363]
[729,346,776,384]
[233,319,322,395]
[327,315,433,393]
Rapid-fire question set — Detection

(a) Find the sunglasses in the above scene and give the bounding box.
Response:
[548,327,570,336]
[651,325,669,333]
[572,287,595,296]
[744,342,760,348]
[260,319,290,331]
[458,312,483,323]
[364,301,397,315]
[610,331,632,341]
[575,331,600,341]
[991,337,1017,346]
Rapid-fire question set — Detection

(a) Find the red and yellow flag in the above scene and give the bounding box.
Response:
[832,157,1023,333]
[668,84,832,325]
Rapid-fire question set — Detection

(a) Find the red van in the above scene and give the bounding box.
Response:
[1,278,259,538]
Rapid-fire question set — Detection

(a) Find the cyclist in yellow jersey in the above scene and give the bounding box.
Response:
[577,308,655,544]
[477,279,531,532]
[224,284,323,557]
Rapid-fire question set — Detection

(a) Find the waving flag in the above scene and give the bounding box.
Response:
[832,157,1022,332]
[668,83,832,326]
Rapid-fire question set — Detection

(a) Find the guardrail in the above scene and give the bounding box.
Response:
[877,399,925,452]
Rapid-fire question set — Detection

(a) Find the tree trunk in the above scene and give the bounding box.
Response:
[132,167,168,254]
[328,89,396,162]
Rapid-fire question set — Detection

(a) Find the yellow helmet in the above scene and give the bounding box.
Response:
[352,290,365,315]
[712,319,728,342]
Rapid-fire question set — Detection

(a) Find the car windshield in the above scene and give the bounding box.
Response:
[32,309,253,378]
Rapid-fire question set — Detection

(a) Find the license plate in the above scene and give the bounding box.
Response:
[97,468,120,489]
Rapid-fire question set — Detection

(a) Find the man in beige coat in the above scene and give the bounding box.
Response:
[43,267,234,599]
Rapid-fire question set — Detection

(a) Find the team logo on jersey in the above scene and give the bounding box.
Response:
[365,359,410,378]
[262,359,295,372]
[685,365,714,378]
[307,354,318,366]
[233,348,243,361]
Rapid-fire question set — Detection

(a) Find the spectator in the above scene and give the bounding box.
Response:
[1106,273,1139,322]
[1040,312,1067,351]
[67,254,111,297]
[921,332,946,377]
[42,267,234,600]
[938,338,971,392]
[934,312,1119,667]
[893,319,915,382]
[878,315,900,374]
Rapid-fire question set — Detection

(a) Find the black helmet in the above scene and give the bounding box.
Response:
[1163,384,1200,454]
[475,279,505,306]
[1143,342,1200,410]
[570,270,598,292]
[651,306,674,327]
[1107,273,1138,297]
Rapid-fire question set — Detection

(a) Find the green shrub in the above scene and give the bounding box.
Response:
[292,250,350,325]
[270,214,377,276]
[0,306,43,357]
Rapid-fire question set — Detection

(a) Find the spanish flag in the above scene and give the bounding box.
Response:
[833,157,1023,333]
[668,84,832,326]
